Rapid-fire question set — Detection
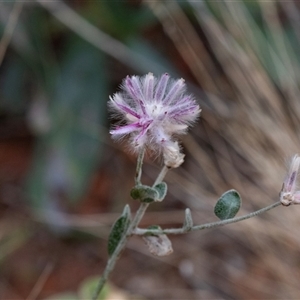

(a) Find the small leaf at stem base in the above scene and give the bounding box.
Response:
[183,208,193,231]
[107,205,131,256]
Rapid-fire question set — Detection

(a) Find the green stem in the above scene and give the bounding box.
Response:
[92,203,149,300]
[135,148,145,186]
[133,201,282,235]
[92,161,169,300]
[153,165,169,186]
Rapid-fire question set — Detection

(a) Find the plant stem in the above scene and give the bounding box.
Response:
[154,165,169,186]
[135,149,145,186]
[92,161,169,300]
[134,201,282,235]
[92,203,149,300]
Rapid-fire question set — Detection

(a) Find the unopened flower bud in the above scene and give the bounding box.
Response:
[143,226,173,256]
[163,141,185,168]
[280,154,300,206]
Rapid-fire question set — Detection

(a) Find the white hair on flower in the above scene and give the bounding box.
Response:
[109,73,201,167]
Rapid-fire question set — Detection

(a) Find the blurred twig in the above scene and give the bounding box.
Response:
[26,262,54,300]
[36,0,164,74]
[0,1,23,66]
[33,209,189,228]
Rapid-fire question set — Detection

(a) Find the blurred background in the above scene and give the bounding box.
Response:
[1,0,300,299]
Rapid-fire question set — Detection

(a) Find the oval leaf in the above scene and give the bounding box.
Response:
[214,189,241,220]
[130,185,159,202]
[107,205,131,255]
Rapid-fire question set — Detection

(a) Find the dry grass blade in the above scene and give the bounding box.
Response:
[147,1,300,298]
[147,1,219,94]
[26,262,54,300]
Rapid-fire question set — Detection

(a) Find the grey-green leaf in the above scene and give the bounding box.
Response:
[214,189,241,220]
[183,208,193,231]
[130,185,159,203]
[107,205,131,256]
[154,182,167,201]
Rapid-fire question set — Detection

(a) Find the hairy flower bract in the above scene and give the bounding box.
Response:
[109,73,200,167]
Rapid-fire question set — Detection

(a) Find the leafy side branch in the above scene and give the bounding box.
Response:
[133,201,282,236]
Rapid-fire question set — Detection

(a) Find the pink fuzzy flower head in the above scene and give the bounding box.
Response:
[109,73,200,167]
